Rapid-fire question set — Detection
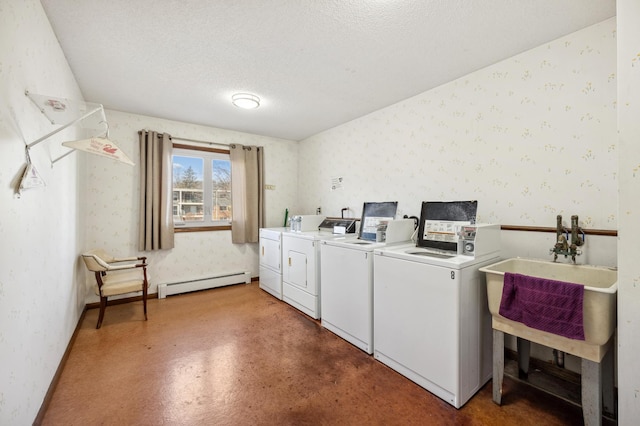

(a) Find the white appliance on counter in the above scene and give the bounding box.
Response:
[320,202,413,354]
[373,222,500,409]
[282,217,358,319]
[259,215,326,300]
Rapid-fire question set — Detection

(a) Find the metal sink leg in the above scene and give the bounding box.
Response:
[493,329,504,405]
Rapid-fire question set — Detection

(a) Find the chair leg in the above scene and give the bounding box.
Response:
[96,296,107,329]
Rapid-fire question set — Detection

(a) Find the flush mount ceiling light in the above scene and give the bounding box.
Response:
[232,93,260,109]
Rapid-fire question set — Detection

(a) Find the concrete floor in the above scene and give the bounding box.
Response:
[40,282,598,425]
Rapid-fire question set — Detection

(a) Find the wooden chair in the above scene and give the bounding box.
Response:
[81,249,149,329]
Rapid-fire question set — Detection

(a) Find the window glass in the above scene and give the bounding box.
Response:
[173,155,203,222]
[172,146,231,229]
[212,159,232,221]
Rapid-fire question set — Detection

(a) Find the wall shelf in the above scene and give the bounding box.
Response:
[24,90,133,166]
[25,90,107,151]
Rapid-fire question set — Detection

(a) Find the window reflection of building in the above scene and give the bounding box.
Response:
[173,188,232,221]
[173,188,204,221]
[213,190,232,220]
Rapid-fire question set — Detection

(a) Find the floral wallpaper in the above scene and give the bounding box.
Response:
[299,18,617,258]
[615,0,640,421]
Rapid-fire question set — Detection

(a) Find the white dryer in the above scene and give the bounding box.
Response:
[373,223,500,409]
[259,227,287,299]
[320,218,415,354]
[259,215,326,300]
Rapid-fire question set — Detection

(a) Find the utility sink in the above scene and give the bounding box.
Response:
[480,258,617,361]
[482,258,618,424]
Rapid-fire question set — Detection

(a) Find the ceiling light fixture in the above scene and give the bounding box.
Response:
[232,93,260,109]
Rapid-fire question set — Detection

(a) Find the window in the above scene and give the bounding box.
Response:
[172,144,232,231]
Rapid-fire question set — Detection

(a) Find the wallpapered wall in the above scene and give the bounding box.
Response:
[616,0,640,421]
[298,18,617,255]
[0,1,85,424]
[82,110,299,302]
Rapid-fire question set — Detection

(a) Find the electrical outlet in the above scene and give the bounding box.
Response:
[265,184,276,190]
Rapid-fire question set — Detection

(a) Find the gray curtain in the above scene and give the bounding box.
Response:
[138,130,175,251]
[230,144,264,243]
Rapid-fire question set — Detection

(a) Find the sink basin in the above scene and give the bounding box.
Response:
[479,258,617,361]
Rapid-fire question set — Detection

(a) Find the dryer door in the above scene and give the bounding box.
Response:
[285,250,308,290]
[260,237,281,271]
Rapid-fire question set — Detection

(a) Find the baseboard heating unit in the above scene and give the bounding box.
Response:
[158,271,251,299]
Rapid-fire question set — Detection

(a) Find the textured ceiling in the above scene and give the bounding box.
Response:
[40,0,616,141]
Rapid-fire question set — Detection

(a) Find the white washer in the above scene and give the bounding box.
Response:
[320,219,415,354]
[259,227,287,299]
[373,224,500,409]
[281,219,358,319]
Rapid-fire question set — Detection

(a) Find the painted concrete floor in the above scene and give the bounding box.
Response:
[40,282,605,425]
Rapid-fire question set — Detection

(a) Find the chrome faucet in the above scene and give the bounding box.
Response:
[550,214,585,263]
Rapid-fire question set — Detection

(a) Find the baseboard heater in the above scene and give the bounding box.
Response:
[157,271,251,299]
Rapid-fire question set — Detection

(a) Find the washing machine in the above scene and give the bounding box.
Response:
[373,222,501,409]
[259,215,326,300]
[281,217,357,319]
[320,212,414,354]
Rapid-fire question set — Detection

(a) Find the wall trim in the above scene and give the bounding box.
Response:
[500,225,617,237]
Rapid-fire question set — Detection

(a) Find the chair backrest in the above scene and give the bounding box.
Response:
[81,250,112,272]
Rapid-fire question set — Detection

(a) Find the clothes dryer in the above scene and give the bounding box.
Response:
[259,215,325,300]
[259,227,287,299]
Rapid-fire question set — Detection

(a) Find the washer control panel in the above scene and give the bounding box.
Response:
[457,224,501,258]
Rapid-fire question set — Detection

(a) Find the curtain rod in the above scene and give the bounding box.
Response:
[139,131,235,148]
[140,131,228,147]
[170,135,229,148]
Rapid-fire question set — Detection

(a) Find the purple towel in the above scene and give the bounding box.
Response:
[499,272,585,340]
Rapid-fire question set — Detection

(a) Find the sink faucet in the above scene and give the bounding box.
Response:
[550,214,585,263]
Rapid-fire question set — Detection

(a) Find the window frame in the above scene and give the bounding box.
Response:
[172,143,232,233]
